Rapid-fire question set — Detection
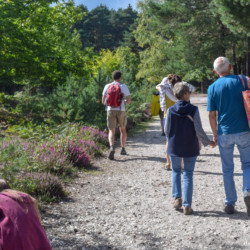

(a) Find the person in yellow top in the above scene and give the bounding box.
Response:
[151,90,165,135]
[156,74,195,170]
[156,74,181,170]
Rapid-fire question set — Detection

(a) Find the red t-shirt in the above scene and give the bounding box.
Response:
[0,192,52,250]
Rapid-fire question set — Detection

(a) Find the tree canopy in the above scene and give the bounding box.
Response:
[0,0,85,87]
[134,0,249,83]
[74,4,138,51]
[211,0,250,35]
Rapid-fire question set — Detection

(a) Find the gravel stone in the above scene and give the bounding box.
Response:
[43,95,250,249]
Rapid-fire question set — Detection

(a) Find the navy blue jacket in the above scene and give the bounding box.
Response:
[167,100,200,157]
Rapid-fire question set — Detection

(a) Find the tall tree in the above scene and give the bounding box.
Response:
[75,4,138,51]
[135,0,244,83]
[110,5,138,48]
[211,0,250,74]
[0,0,85,87]
[211,0,250,35]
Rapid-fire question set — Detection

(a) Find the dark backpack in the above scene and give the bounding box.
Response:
[106,83,123,108]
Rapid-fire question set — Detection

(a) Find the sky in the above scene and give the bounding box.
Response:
[74,0,138,10]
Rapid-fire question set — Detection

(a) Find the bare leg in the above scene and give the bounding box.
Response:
[108,128,116,160]
[166,153,171,165]
[165,140,171,170]
[120,127,126,148]
[108,128,116,148]
[166,140,170,163]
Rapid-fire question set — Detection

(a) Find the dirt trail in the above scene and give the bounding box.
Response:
[43,95,250,250]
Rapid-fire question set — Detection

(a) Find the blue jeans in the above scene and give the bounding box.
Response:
[170,156,197,207]
[218,131,250,206]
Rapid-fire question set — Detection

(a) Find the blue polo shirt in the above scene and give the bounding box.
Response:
[207,75,249,135]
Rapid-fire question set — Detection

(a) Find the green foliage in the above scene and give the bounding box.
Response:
[92,46,152,125]
[184,68,214,83]
[0,93,17,114]
[135,0,248,84]
[0,139,35,177]
[10,75,106,126]
[135,0,190,83]
[75,4,138,51]
[0,124,109,202]
[12,173,66,202]
[211,0,250,35]
[0,0,87,86]
[93,47,139,84]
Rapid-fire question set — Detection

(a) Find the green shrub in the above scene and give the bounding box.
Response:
[12,173,66,202]
[0,138,35,176]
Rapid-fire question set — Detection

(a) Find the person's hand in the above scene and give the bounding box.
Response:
[209,141,216,148]
[213,134,218,144]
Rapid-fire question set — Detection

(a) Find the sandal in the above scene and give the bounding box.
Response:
[164,163,171,171]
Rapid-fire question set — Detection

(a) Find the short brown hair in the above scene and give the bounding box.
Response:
[112,70,122,81]
[167,74,182,86]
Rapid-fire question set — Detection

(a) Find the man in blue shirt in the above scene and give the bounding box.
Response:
[207,56,250,216]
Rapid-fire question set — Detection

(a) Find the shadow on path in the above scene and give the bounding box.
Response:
[200,153,240,158]
[194,170,242,177]
[194,210,249,220]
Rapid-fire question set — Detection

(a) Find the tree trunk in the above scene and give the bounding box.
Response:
[238,58,242,74]
[243,56,247,75]
[218,20,226,55]
[232,45,237,74]
[247,36,250,76]
[201,82,204,94]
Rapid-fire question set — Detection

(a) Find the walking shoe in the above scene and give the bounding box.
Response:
[183,206,193,215]
[120,147,127,155]
[108,147,115,160]
[173,198,182,210]
[164,163,171,171]
[224,205,235,214]
[244,192,250,217]
[161,132,165,136]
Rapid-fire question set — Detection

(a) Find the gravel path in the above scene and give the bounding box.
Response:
[43,95,250,250]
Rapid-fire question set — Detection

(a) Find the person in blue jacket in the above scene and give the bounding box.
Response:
[164,82,216,215]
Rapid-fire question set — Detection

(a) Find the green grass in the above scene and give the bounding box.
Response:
[127,118,152,137]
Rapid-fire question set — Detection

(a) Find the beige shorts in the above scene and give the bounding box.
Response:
[107,111,127,129]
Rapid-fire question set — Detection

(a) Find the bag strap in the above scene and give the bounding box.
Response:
[187,115,194,122]
[246,76,250,89]
[112,81,121,85]
[239,75,246,90]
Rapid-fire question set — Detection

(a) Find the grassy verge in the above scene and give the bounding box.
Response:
[127,119,152,137]
[0,123,109,202]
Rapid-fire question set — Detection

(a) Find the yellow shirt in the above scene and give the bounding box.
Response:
[164,95,176,117]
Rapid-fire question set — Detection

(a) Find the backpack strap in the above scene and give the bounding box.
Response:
[239,75,247,90]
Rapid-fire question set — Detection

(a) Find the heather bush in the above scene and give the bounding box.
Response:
[70,139,101,158]
[38,138,94,169]
[12,173,65,202]
[0,137,34,155]
[68,142,91,168]
[79,126,109,147]
[36,125,109,169]
[0,124,109,202]
[34,142,75,177]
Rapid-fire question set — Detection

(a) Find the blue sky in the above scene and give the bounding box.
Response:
[74,0,138,10]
